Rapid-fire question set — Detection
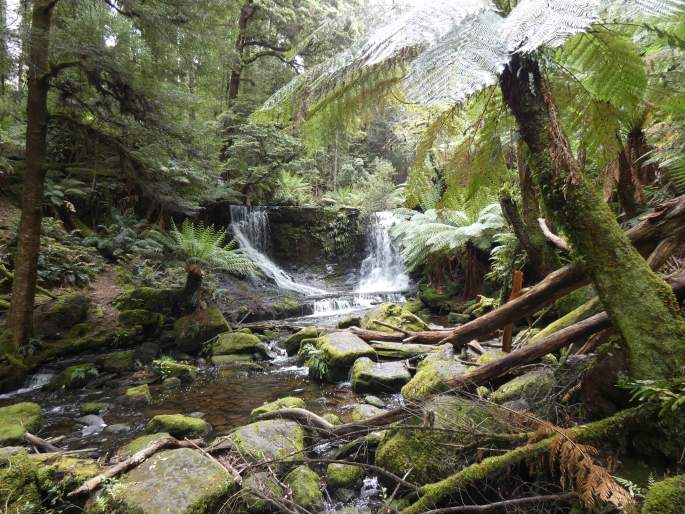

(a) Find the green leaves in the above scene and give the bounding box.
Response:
[620,378,685,416]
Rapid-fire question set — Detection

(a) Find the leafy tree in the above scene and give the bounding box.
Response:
[264,0,685,380]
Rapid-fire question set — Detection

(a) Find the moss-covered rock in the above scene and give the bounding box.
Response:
[375,396,505,485]
[285,465,322,511]
[112,448,234,514]
[33,293,90,339]
[476,350,508,365]
[118,309,164,328]
[241,472,285,513]
[145,414,211,439]
[152,358,198,383]
[174,306,230,354]
[491,368,555,404]
[447,312,471,324]
[47,363,98,390]
[211,354,262,367]
[230,420,305,466]
[362,303,429,333]
[283,327,319,356]
[643,474,685,514]
[212,332,268,359]
[250,396,305,420]
[337,316,362,329]
[322,413,342,425]
[115,432,171,461]
[313,332,377,381]
[79,402,109,415]
[351,357,411,393]
[401,345,465,400]
[326,463,363,492]
[0,402,42,445]
[418,289,454,312]
[124,384,152,405]
[350,403,386,421]
[113,286,180,315]
[102,350,136,373]
[369,341,435,360]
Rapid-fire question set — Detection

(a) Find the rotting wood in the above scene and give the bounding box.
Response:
[24,432,61,453]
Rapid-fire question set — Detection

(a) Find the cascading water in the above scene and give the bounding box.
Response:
[356,211,410,294]
[230,205,325,295]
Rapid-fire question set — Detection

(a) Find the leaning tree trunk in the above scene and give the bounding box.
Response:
[499,54,685,381]
[8,0,56,348]
[180,265,204,312]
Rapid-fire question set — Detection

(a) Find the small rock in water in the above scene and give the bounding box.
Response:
[104,423,131,435]
[364,395,385,408]
[75,414,105,426]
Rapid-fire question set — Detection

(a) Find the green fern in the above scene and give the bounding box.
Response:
[169,219,255,277]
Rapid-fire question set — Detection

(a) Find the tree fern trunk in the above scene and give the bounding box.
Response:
[500,54,685,381]
[181,266,203,311]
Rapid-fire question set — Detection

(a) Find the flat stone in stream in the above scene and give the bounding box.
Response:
[370,341,436,360]
[230,419,305,466]
[314,331,376,381]
[146,414,212,439]
[115,448,235,514]
[351,357,411,393]
[211,332,269,360]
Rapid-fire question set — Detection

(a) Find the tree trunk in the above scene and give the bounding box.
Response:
[8,0,56,347]
[227,0,255,105]
[499,54,685,380]
[462,242,484,301]
[180,266,203,311]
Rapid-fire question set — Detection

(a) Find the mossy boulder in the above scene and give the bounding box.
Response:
[370,341,435,360]
[375,396,505,485]
[211,332,268,360]
[312,332,377,381]
[326,463,364,492]
[33,293,90,339]
[0,402,42,445]
[79,402,109,415]
[113,286,180,315]
[337,316,362,329]
[643,474,685,514]
[350,403,387,421]
[102,349,136,373]
[113,448,234,514]
[283,327,319,356]
[322,413,342,425]
[351,357,411,393]
[0,349,28,394]
[174,306,230,354]
[418,289,454,312]
[250,396,305,420]
[124,384,152,405]
[211,354,262,367]
[401,344,465,400]
[241,472,285,513]
[47,363,98,390]
[491,368,555,405]
[362,303,429,333]
[116,432,171,461]
[152,358,198,383]
[230,420,305,466]
[118,309,164,328]
[285,465,322,511]
[146,414,211,439]
[476,350,508,365]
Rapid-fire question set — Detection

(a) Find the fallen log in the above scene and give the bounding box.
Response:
[24,432,61,453]
[421,493,575,513]
[68,436,204,497]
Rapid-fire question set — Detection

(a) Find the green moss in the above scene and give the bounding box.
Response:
[102,350,136,373]
[145,414,211,438]
[174,306,230,354]
[401,358,464,400]
[124,384,152,405]
[475,350,508,365]
[230,420,305,466]
[352,357,411,393]
[118,309,164,328]
[350,403,386,421]
[47,363,98,390]
[117,432,172,460]
[33,293,90,339]
[315,332,376,381]
[322,413,342,425]
[326,463,363,492]
[152,358,197,383]
[283,327,319,356]
[211,332,266,358]
[418,289,453,312]
[113,287,180,315]
[529,297,601,344]
[491,368,555,404]
[0,402,42,445]
[643,475,685,514]
[79,402,109,415]
[337,316,362,329]
[363,303,429,333]
[241,472,285,513]
[285,465,322,511]
[250,396,305,420]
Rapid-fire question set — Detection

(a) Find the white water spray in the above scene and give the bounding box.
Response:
[356,211,410,294]
[230,206,326,295]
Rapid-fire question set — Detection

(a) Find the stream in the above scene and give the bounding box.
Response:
[0,210,413,465]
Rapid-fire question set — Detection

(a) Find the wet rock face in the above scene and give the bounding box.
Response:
[0,402,42,445]
[230,419,305,468]
[351,357,411,393]
[115,448,234,514]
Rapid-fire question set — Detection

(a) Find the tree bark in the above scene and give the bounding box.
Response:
[180,265,203,311]
[8,0,56,347]
[499,54,685,380]
[227,0,255,104]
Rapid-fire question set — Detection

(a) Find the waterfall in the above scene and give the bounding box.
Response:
[230,205,326,295]
[356,211,410,294]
